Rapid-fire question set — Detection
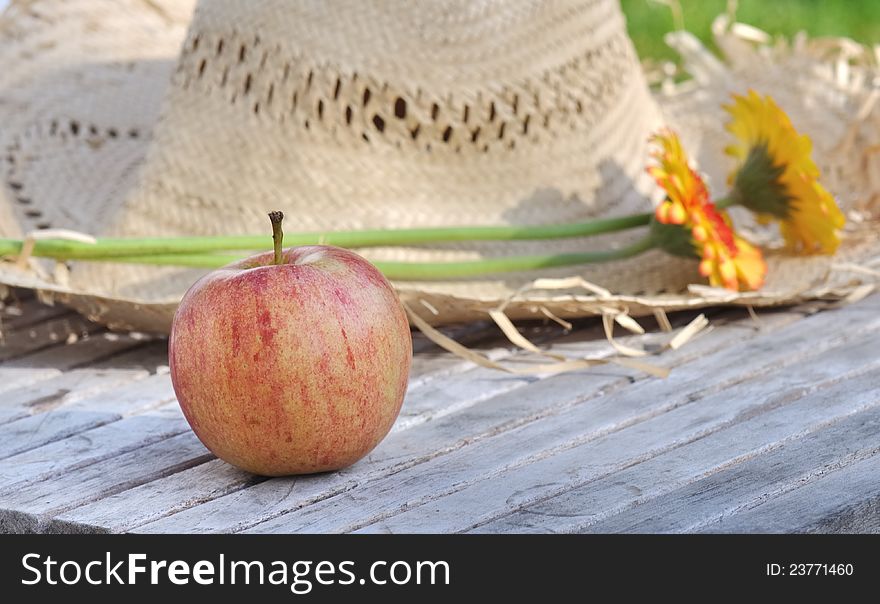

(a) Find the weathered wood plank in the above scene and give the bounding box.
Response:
[266,331,880,534]
[0,314,102,361]
[593,404,880,534]
[0,333,158,399]
[0,431,211,533]
[0,314,592,532]
[699,451,880,534]
[471,370,880,533]
[65,363,640,534]
[0,367,62,396]
[1,298,70,331]
[51,315,712,530]
[0,405,188,491]
[410,320,498,354]
[405,308,678,390]
[2,332,154,372]
[11,300,875,534]
[0,330,158,399]
[50,460,262,534]
[129,308,810,533]
[0,368,150,424]
[90,340,169,372]
[395,323,672,432]
[406,322,566,389]
[0,373,176,459]
[397,306,743,432]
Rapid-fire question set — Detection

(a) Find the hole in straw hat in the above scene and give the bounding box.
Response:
[253,103,260,115]
[362,133,370,143]
[363,88,371,106]
[522,115,530,135]
[216,39,224,55]
[431,103,440,120]
[128,129,139,139]
[243,74,252,94]
[24,209,41,218]
[345,106,353,124]
[497,122,506,139]
[333,79,341,100]
[191,35,200,51]
[8,181,22,191]
[471,127,481,143]
[410,125,420,140]
[107,128,118,138]
[442,126,453,142]
[306,70,314,88]
[462,105,469,123]
[198,59,207,77]
[16,197,31,205]
[291,91,298,109]
[372,115,385,132]
[69,121,80,136]
[489,102,496,121]
[238,44,246,62]
[36,223,51,230]
[267,83,274,105]
[317,100,324,119]
[89,125,98,135]
[394,98,406,119]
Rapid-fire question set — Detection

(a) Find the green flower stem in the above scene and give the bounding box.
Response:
[0,213,651,261]
[715,196,735,210]
[77,236,656,281]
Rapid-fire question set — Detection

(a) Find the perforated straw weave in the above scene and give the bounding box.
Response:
[1,0,878,334]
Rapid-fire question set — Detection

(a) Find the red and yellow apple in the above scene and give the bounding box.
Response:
[169,236,412,476]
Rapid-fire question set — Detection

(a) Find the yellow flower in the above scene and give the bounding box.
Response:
[724,90,845,254]
[649,130,766,291]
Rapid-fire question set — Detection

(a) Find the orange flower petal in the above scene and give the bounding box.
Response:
[649,129,766,292]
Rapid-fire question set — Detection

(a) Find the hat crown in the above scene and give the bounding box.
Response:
[69,0,665,302]
[192,0,626,90]
[174,0,648,161]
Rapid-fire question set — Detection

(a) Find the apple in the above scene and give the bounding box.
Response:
[168,213,412,476]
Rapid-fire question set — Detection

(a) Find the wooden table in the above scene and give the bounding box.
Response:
[1,288,878,534]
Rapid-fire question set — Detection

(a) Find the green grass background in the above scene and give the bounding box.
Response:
[620,0,880,62]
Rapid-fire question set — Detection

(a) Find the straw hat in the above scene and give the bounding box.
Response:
[1,0,878,334]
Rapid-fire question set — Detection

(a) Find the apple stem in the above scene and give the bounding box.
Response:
[269,211,284,265]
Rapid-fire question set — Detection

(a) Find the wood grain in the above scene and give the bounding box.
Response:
[132,310,807,533]
[1,295,878,534]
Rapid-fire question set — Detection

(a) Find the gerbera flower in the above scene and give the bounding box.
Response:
[724,90,845,254]
[648,130,766,291]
